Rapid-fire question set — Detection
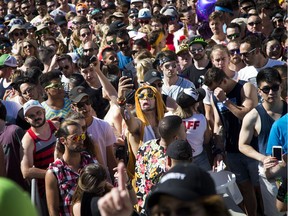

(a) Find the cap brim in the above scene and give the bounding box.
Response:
[24,105,44,116]
[146,77,161,84]
[70,93,88,103]
[189,41,207,47]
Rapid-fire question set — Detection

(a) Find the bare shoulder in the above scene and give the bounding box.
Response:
[51,120,60,129]
[243,108,259,124]
[22,132,34,148]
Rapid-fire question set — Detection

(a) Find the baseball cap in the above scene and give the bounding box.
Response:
[188,35,207,47]
[112,12,124,18]
[161,6,178,17]
[143,69,162,84]
[166,140,193,160]
[176,87,206,108]
[108,20,127,33]
[175,44,189,55]
[69,86,89,103]
[54,15,67,26]
[131,0,143,3]
[22,22,36,30]
[8,24,24,35]
[0,54,17,68]
[0,178,37,216]
[128,8,139,16]
[23,100,44,116]
[138,8,151,19]
[146,163,216,209]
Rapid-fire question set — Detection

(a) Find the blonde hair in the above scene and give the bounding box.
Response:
[136,58,154,83]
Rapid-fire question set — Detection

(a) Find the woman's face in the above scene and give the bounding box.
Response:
[23,42,35,57]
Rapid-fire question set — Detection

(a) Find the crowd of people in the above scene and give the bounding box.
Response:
[0,0,287,215]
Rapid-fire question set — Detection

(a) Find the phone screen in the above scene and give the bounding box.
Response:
[272,147,282,161]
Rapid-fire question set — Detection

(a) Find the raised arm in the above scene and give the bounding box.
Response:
[21,134,47,179]
[238,109,266,162]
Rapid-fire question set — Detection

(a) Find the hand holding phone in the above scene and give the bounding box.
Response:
[272,146,282,162]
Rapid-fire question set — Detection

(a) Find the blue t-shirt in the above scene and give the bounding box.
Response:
[117,51,133,70]
[266,114,288,155]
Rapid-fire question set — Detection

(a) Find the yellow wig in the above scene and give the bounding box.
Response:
[134,86,165,126]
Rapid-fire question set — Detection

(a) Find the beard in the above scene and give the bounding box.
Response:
[31,118,46,128]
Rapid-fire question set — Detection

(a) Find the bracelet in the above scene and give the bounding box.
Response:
[117,97,126,106]
[222,97,229,105]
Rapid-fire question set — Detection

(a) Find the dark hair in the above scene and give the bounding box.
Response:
[56,54,73,63]
[115,29,129,39]
[23,56,44,71]
[101,47,116,60]
[13,75,37,92]
[158,115,183,140]
[134,38,148,49]
[39,69,62,88]
[77,55,91,69]
[38,46,54,64]
[204,67,228,87]
[25,66,43,83]
[54,120,81,138]
[158,50,178,62]
[69,73,89,88]
[151,14,168,25]
[240,35,262,49]
[226,22,241,33]
[0,101,7,121]
[256,67,282,86]
[262,36,281,57]
[77,24,91,36]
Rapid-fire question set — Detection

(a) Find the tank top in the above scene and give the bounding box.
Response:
[27,120,57,195]
[213,82,243,153]
[254,102,287,155]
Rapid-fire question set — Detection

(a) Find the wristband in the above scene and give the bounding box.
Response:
[117,97,126,106]
[222,97,229,105]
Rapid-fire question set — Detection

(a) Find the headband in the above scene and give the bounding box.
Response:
[159,56,173,66]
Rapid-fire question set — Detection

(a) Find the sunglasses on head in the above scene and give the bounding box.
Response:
[259,84,280,94]
[45,82,63,90]
[74,99,91,108]
[117,40,129,47]
[67,133,86,142]
[81,32,91,38]
[248,21,261,26]
[227,33,240,40]
[138,93,155,99]
[229,48,240,55]
[139,19,150,24]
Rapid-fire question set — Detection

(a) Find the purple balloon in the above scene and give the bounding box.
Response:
[196,0,216,22]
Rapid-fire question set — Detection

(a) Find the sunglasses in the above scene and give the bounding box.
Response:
[107,39,116,45]
[167,0,175,3]
[227,33,240,40]
[14,32,24,37]
[268,44,281,51]
[139,20,150,24]
[93,16,103,21]
[240,48,256,57]
[138,93,155,99]
[229,48,240,55]
[169,16,177,21]
[67,133,86,142]
[74,99,91,109]
[248,21,261,26]
[83,48,96,53]
[59,65,69,70]
[77,9,86,13]
[259,84,280,94]
[36,29,49,36]
[117,40,129,47]
[129,15,137,19]
[190,47,204,54]
[81,32,91,38]
[151,82,163,88]
[45,82,63,90]
[23,44,33,49]
[163,62,177,69]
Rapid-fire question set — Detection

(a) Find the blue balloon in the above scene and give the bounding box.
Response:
[196,0,216,22]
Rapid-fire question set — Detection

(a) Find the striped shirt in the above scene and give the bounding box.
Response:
[42,97,72,120]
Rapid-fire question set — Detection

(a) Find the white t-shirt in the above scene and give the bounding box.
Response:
[183,113,207,157]
[87,116,116,167]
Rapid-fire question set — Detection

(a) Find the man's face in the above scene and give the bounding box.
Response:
[19,82,39,101]
[25,107,46,128]
[106,35,118,51]
[211,50,230,72]
[227,42,242,65]
[103,51,119,66]
[36,4,48,16]
[181,10,196,26]
[177,51,192,69]
[138,88,156,112]
[80,66,96,83]
[130,2,143,10]
[240,2,254,15]
[247,15,262,33]
[0,5,6,18]
[151,21,163,31]
[71,96,92,118]
[44,78,65,98]
[258,81,281,103]
[189,43,205,61]
[47,1,56,13]
[116,36,131,55]
[12,29,25,41]
[239,42,257,66]
[58,59,73,77]
[209,18,223,35]
[83,42,98,57]
[64,125,85,153]
[21,2,31,16]
[160,60,178,79]
[226,27,241,42]
[128,13,139,26]
[44,39,58,53]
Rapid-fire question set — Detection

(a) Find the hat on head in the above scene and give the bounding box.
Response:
[272,13,283,22]
[131,0,143,3]
[146,163,216,209]
[8,24,24,35]
[160,6,178,17]
[91,8,102,16]
[54,15,67,26]
[108,20,127,33]
[144,69,162,84]
[23,100,44,116]
[176,87,206,108]
[166,140,193,160]
[138,8,151,19]
[128,8,139,16]
[69,86,89,103]
[176,44,189,55]
[188,35,207,47]
[4,14,16,25]
[112,12,125,18]
[0,54,17,68]
[22,22,36,30]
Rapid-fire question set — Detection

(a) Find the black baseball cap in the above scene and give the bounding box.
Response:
[108,20,127,33]
[69,86,89,103]
[143,69,162,84]
[146,163,216,209]
[128,8,139,16]
[176,87,206,109]
[166,140,193,160]
[54,15,67,26]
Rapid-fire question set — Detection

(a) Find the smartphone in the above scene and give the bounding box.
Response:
[272,146,282,162]
[121,70,133,85]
